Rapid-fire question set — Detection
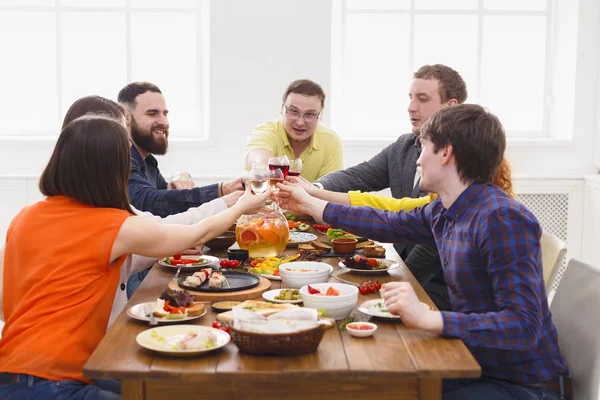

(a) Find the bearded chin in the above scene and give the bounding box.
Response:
[131,120,168,155]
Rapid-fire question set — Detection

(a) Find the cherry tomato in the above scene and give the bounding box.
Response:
[173,254,182,260]
[367,258,378,267]
[212,320,231,334]
[220,260,231,268]
[358,286,370,295]
[228,260,240,268]
[373,281,382,291]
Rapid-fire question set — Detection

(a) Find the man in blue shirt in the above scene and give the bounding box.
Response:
[118,82,244,218]
[278,104,570,399]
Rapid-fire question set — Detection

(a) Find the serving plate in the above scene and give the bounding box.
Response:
[262,289,303,304]
[178,271,260,292]
[136,325,230,356]
[127,301,206,324]
[338,259,400,274]
[287,232,318,246]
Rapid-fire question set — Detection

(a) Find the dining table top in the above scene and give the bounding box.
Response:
[84,229,480,400]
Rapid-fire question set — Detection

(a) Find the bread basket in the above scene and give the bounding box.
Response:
[229,324,326,356]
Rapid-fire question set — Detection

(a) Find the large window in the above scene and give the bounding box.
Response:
[0,0,209,138]
[331,0,553,139]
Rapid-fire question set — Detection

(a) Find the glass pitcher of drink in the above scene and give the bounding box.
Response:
[235,206,289,258]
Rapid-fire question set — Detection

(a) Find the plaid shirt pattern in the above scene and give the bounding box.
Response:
[323,183,568,383]
[128,145,218,218]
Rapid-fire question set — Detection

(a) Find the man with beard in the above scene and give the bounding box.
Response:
[244,79,343,181]
[312,65,468,311]
[118,82,244,218]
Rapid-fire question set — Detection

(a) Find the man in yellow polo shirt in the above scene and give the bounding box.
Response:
[244,79,343,182]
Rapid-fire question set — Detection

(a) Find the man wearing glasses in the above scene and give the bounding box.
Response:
[244,79,343,181]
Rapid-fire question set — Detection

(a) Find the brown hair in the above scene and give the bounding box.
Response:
[118,81,162,109]
[40,115,134,214]
[414,64,467,104]
[282,79,326,109]
[62,95,125,129]
[420,104,506,185]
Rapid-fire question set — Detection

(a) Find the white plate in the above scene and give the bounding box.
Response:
[257,273,281,281]
[158,255,220,270]
[338,259,400,274]
[136,325,230,356]
[287,232,318,246]
[358,299,431,319]
[262,289,303,304]
[127,302,207,324]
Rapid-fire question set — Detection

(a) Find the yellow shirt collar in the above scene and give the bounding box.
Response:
[278,120,320,152]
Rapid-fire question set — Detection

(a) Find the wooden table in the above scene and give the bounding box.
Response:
[84,241,480,400]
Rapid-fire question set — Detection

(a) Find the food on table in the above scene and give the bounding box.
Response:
[287,220,310,232]
[211,300,242,312]
[285,213,297,221]
[342,255,388,271]
[152,299,169,317]
[275,288,301,301]
[248,254,300,276]
[212,320,231,335]
[362,245,385,257]
[355,240,375,250]
[148,289,205,319]
[326,228,358,241]
[358,281,382,295]
[236,214,289,258]
[149,329,217,350]
[208,272,229,288]
[182,268,212,288]
[165,256,208,266]
[159,288,195,308]
[310,241,332,251]
[186,303,206,317]
[307,285,340,296]
[216,300,299,323]
[296,249,322,261]
[219,259,241,269]
[312,224,331,233]
[346,322,375,331]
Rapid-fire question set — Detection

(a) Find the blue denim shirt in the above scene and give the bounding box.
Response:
[128,144,218,217]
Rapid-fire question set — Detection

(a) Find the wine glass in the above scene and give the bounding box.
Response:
[268,168,284,209]
[288,158,302,177]
[248,162,270,194]
[268,155,290,178]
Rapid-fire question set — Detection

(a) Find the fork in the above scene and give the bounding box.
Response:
[173,264,184,281]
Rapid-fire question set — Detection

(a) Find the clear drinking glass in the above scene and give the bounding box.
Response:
[248,162,270,194]
[288,158,302,177]
[268,168,284,209]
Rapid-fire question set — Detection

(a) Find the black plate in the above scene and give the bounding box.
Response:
[178,271,260,292]
[211,300,243,313]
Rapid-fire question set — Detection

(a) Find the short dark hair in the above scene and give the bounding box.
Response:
[62,95,125,129]
[282,79,326,109]
[117,82,162,109]
[40,115,134,214]
[420,104,506,185]
[414,64,467,104]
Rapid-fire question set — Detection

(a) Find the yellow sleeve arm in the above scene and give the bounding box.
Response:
[348,191,432,212]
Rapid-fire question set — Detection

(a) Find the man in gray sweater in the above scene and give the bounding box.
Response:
[314,64,467,310]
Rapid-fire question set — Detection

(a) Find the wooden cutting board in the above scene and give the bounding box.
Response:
[167,276,271,301]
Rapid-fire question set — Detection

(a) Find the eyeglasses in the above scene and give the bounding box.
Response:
[284,104,322,122]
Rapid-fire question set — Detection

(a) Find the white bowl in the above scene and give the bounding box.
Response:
[280,262,333,289]
[299,282,359,320]
[346,321,377,338]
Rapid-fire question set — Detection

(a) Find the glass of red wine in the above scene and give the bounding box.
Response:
[268,155,290,177]
[288,158,302,177]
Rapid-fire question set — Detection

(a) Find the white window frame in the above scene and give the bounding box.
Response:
[331,0,555,141]
[0,0,210,140]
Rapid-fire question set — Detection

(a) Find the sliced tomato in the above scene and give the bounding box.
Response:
[250,259,262,268]
[367,258,378,267]
[325,286,340,296]
[173,254,182,260]
[307,285,320,295]
[273,269,280,276]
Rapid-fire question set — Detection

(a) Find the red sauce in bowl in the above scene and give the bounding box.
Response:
[347,323,375,331]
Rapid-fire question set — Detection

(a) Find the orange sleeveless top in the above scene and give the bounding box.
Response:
[0,196,130,383]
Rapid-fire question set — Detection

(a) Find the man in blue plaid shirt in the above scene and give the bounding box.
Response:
[278,104,571,400]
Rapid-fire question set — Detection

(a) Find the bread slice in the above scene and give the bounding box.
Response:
[298,244,315,251]
[311,241,332,251]
[186,303,206,317]
[355,240,374,249]
[363,245,386,257]
[152,299,169,317]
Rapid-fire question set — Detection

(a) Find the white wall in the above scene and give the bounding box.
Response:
[1,0,600,264]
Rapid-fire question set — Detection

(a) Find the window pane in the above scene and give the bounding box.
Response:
[346,0,409,10]
[415,0,477,10]
[0,0,54,5]
[131,12,199,136]
[342,14,410,137]
[61,0,124,6]
[413,15,478,102]
[61,12,127,116]
[131,0,197,9]
[484,0,547,11]
[481,16,546,132]
[0,11,57,133]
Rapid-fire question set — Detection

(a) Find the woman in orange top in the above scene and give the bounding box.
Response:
[0,116,268,399]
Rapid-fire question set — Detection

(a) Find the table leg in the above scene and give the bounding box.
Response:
[419,377,441,400]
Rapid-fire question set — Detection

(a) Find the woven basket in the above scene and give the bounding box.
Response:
[230,324,326,356]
